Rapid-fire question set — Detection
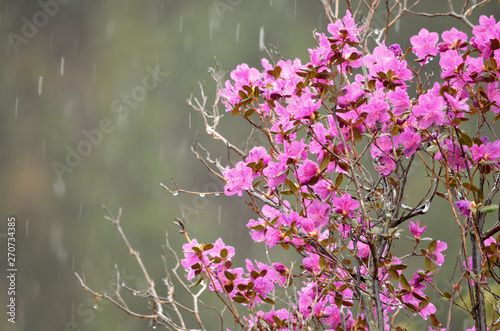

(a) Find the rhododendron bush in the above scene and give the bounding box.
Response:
[179,10,500,331]
[78,1,500,330]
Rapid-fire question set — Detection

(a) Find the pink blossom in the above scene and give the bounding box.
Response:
[281,139,308,162]
[388,87,411,116]
[305,199,331,229]
[246,146,271,166]
[427,240,447,266]
[435,139,469,172]
[297,159,320,184]
[389,44,402,57]
[470,140,500,163]
[360,97,391,128]
[471,15,500,58]
[486,81,500,114]
[181,239,206,280]
[332,193,359,217]
[262,161,288,188]
[322,305,341,329]
[309,33,334,66]
[363,43,412,82]
[287,94,321,120]
[223,161,254,196]
[409,220,427,239]
[439,27,468,51]
[455,200,473,217]
[412,93,446,129]
[410,28,439,60]
[439,49,463,78]
[327,10,361,42]
[397,127,422,157]
[465,56,484,75]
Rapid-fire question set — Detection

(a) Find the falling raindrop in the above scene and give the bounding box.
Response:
[42,138,46,158]
[209,20,213,40]
[79,203,83,222]
[236,22,240,42]
[14,97,18,117]
[173,192,179,196]
[38,76,43,95]
[188,113,191,129]
[179,16,183,32]
[218,205,221,224]
[53,177,66,199]
[60,57,65,76]
[199,193,206,198]
[93,63,96,84]
[259,27,265,51]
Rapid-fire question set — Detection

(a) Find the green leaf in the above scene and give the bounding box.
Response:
[243,108,256,118]
[425,257,436,271]
[400,273,410,291]
[430,314,441,327]
[224,283,234,293]
[189,276,205,288]
[428,240,437,253]
[232,295,248,304]
[335,173,343,187]
[225,271,236,281]
[220,248,228,259]
[478,204,499,213]
[260,296,276,305]
[426,144,440,154]
[458,132,473,148]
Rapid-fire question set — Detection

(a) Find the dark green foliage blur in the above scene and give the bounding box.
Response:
[0,1,497,330]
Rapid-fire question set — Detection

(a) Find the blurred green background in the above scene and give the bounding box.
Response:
[0,1,498,330]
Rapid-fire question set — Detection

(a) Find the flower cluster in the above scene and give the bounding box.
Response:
[183,12,500,330]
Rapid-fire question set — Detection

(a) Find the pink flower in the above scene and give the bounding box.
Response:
[281,139,308,162]
[397,127,422,157]
[223,161,254,196]
[412,93,446,129]
[322,305,341,328]
[411,28,439,60]
[305,199,331,229]
[439,49,463,78]
[327,10,361,42]
[262,161,287,188]
[455,200,472,217]
[486,81,500,114]
[388,87,411,116]
[360,97,391,128]
[409,220,427,239]
[470,140,500,163]
[439,27,468,52]
[363,44,412,82]
[297,159,320,184]
[246,146,271,166]
[471,15,500,58]
[332,193,359,217]
[427,240,447,266]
